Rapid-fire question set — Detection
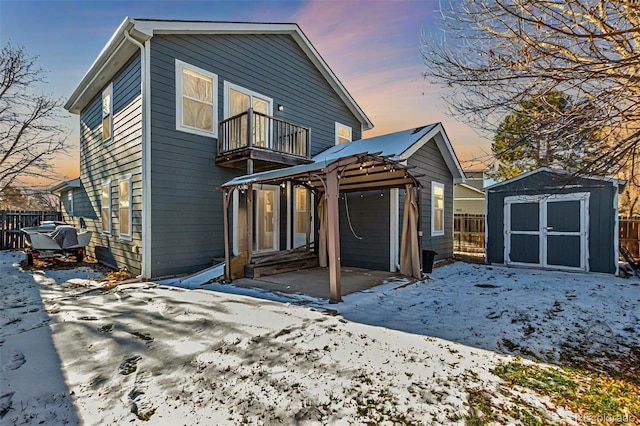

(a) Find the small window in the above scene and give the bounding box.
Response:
[431,182,445,236]
[176,60,218,137]
[118,175,132,240]
[101,180,111,235]
[335,122,352,145]
[102,83,113,142]
[67,191,74,217]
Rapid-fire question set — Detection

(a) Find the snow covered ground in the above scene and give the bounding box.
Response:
[1,250,638,424]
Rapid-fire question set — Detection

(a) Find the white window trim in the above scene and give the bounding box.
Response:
[67,191,74,217]
[175,59,218,137]
[223,81,273,119]
[101,179,112,236]
[431,181,445,236]
[335,121,352,145]
[102,82,113,144]
[118,174,133,241]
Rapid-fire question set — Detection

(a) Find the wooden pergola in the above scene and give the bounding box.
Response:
[220,151,424,302]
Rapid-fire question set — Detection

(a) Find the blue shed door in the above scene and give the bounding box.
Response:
[504,193,589,271]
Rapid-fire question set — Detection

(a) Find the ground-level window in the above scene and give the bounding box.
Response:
[67,191,74,216]
[102,83,113,142]
[118,175,132,240]
[335,122,352,145]
[176,60,218,137]
[101,179,111,235]
[432,182,445,236]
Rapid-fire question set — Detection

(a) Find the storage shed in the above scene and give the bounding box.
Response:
[485,168,625,274]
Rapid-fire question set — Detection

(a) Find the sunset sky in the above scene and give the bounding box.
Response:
[1,0,491,186]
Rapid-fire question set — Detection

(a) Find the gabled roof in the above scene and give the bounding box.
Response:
[64,18,373,130]
[314,123,465,183]
[50,178,81,194]
[484,167,626,191]
[455,183,485,196]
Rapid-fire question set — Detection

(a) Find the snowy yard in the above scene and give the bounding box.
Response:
[1,250,638,425]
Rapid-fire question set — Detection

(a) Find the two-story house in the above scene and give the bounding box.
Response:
[59,18,464,284]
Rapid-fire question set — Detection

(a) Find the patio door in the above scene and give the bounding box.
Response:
[504,193,589,271]
[293,186,314,248]
[254,185,279,252]
[225,82,272,149]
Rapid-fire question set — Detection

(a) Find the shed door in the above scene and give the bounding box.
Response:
[504,193,589,271]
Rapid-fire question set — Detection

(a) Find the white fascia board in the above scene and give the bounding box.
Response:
[398,123,466,184]
[65,17,148,113]
[134,20,297,35]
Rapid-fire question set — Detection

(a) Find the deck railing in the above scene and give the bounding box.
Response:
[218,108,311,159]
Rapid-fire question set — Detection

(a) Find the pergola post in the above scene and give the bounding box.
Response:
[223,189,232,283]
[326,168,341,302]
[246,184,253,264]
[417,186,423,272]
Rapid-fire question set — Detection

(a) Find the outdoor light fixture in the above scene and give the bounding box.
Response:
[277,104,284,111]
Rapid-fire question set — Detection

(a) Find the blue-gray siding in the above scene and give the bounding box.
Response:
[486,171,617,273]
[405,138,455,261]
[339,191,390,270]
[76,54,143,273]
[148,33,362,276]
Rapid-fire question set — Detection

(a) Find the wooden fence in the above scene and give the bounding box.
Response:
[620,216,640,261]
[454,214,640,261]
[1,210,62,250]
[454,213,485,253]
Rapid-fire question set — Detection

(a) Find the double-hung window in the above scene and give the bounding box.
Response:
[335,122,352,145]
[176,60,218,137]
[102,83,113,142]
[431,182,445,236]
[119,175,132,240]
[101,180,111,235]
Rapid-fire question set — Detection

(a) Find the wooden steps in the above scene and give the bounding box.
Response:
[244,246,318,278]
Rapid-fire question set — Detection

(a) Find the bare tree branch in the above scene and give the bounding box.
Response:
[0,43,69,192]
[422,0,640,181]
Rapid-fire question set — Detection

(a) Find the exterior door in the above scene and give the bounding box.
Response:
[227,85,272,149]
[504,193,589,271]
[293,186,313,248]
[254,185,279,252]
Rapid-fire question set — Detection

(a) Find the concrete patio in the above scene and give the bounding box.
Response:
[231,266,413,300]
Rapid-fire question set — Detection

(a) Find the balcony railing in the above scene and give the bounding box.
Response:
[218,108,311,159]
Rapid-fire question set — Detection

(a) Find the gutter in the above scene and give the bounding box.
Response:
[123,29,152,278]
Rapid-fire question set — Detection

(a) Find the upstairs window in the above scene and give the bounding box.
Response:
[431,182,445,236]
[176,60,218,137]
[101,179,111,235]
[118,175,132,240]
[102,83,113,142]
[335,122,352,145]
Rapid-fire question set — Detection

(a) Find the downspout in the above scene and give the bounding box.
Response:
[124,30,151,278]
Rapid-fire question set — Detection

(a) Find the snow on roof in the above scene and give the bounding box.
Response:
[313,124,438,162]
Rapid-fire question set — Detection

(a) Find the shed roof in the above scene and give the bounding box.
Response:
[64,18,372,130]
[484,167,626,192]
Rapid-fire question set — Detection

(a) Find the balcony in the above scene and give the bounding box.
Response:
[216,108,313,171]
